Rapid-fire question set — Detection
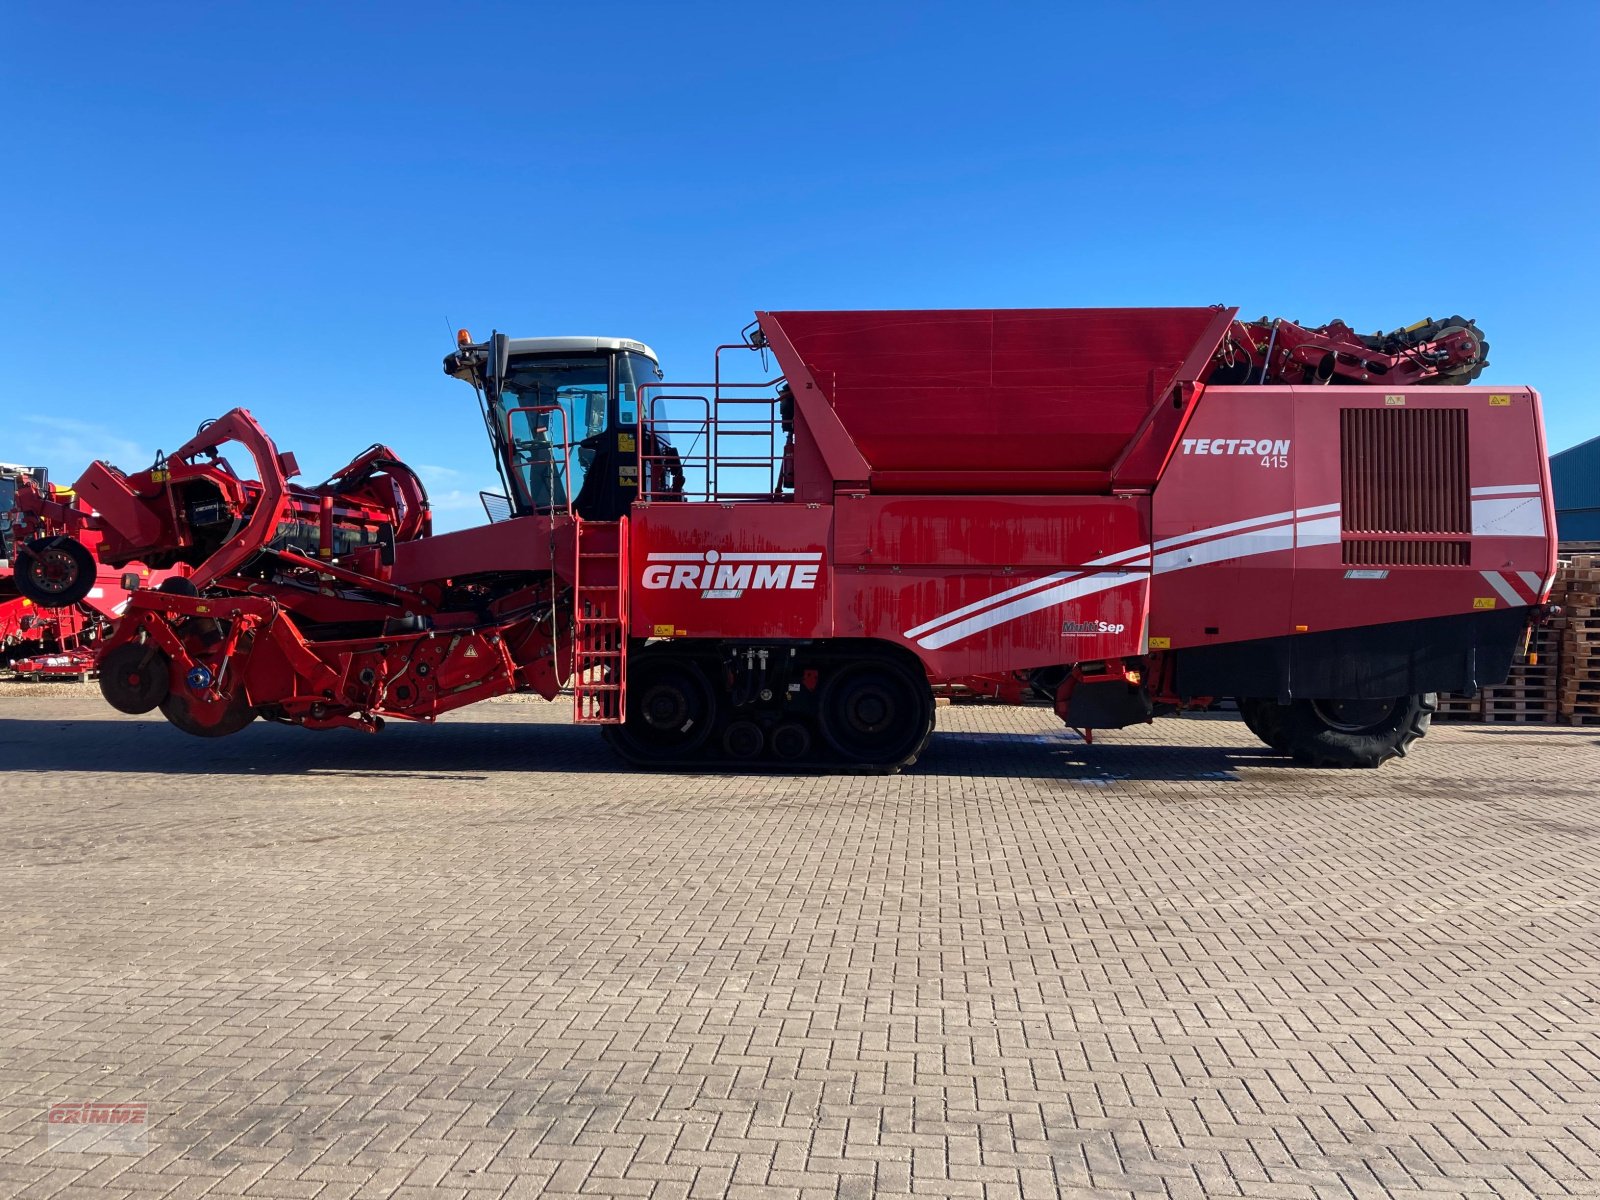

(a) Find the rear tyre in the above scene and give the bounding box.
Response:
[1238,697,1290,752]
[1278,693,1435,768]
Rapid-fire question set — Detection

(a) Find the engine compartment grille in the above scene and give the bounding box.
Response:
[1340,407,1470,565]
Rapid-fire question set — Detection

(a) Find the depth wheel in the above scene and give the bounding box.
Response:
[605,651,715,763]
[159,690,258,738]
[99,643,172,714]
[15,537,97,608]
[818,657,934,771]
[1279,693,1436,768]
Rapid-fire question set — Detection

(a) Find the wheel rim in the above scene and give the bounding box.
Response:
[1311,697,1398,732]
[721,719,765,760]
[771,722,812,761]
[819,660,928,766]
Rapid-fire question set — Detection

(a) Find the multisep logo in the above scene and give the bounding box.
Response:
[641,550,821,599]
[1062,619,1126,636]
[1181,437,1291,456]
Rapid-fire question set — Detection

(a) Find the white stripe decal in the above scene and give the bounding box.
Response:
[1518,571,1543,593]
[902,542,1152,640]
[1471,496,1546,538]
[917,564,1148,650]
[906,503,1349,649]
[908,503,1343,643]
[1481,571,1523,607]
[1154,521,1295,574]
[1471,483,1540,497]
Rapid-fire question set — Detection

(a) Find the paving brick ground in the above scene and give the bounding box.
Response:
[0,695,1597,1199]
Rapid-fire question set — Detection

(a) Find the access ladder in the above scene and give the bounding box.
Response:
[571,517,628,724]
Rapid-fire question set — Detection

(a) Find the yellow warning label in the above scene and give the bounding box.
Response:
[1473,597,1497,609]
[652,624,675,637]
[618,432,636,452]
[150,468,170,483]
[1147,636,1171,650]
[1384,394,1406,406]
[464,645,478,658]
[1489,394,1512,407]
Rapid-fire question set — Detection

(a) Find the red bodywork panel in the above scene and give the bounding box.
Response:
[761,307,1233,493]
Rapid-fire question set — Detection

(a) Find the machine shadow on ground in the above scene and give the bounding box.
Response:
[0,712,1450,784]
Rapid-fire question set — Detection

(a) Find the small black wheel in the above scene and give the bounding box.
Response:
[1238,697,1291,752]
[721,719,765,760]
[99,643,172,714]
[157,576,201,596]
[770,721,813,762]
[15,536,97,608]
[159,690,258,738]
[1279,693,1436,768]
[818,656,934,770]
[606,651,715,763]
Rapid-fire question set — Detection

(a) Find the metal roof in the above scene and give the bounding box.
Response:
[504,336,659,362]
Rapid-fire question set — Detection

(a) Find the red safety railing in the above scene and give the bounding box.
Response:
[635,341,787,503]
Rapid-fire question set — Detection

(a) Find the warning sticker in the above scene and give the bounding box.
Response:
[1489,394,1512,407]
[1147,636,1171,650]
[1473,597,1497,609]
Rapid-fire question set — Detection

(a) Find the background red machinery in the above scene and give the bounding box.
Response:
[2,462,169,667]
[5,308,1555,770]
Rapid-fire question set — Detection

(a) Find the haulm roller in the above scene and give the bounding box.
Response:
[6,308,1555,770]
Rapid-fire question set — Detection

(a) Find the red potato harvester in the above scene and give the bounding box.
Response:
[6,308,1556,771]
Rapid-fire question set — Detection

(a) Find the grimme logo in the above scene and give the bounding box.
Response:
[1181,437,1292,456]
[1062,619,1126,636]
[642,550,822,599]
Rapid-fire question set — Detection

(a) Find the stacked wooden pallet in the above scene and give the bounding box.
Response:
[1558,554,1600,726]
[1480,618,1561,723]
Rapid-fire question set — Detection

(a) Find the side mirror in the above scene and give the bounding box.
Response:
[490,332,510,388]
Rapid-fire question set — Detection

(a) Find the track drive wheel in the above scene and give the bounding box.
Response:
[159,690,258,738]
[1278,693,1436,768]
[604,650,716,764]
[1238,697,1290,752]
[99,643,172,714]
[818,656,935,772]
[15,536,97,608]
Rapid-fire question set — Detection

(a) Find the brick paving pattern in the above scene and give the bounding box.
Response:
[0,696,1597,1199]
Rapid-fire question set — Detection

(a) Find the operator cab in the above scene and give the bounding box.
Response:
[0,463,48,565]
[445,335,665,521]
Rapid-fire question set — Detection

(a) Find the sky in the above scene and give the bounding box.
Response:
[4,1,1596,531]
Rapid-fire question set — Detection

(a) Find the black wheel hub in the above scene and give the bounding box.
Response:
[721,719,765,760]
[640,682,691,732]
[1311,697,1397,732]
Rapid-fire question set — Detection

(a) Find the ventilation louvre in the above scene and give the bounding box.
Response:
[1340,408,1470,566]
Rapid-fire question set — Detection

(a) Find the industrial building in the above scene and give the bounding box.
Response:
[1552,434,1600,545]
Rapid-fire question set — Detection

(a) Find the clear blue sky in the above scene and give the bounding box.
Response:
[4,2,1596,530]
